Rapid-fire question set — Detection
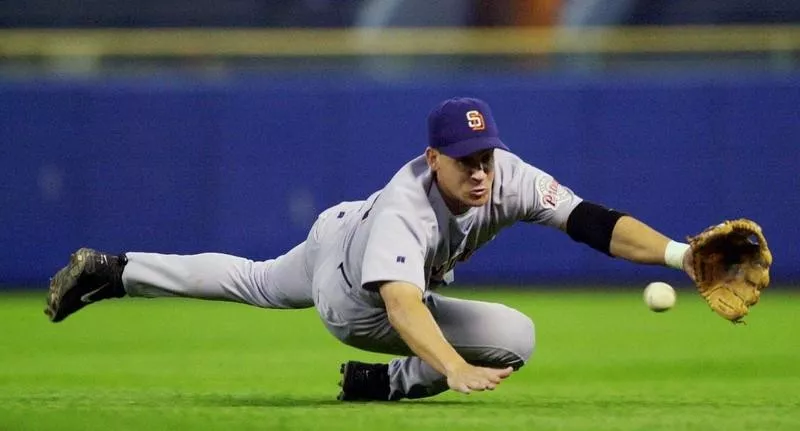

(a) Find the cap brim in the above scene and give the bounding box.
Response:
[436,137,509,159]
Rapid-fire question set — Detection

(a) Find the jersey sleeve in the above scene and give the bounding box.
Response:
[500,153,583,229]
[360,211,428,293]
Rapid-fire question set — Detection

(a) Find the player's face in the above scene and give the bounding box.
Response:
[427,148,495,214]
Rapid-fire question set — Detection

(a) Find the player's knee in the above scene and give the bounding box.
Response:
[469,306,535,370]
[500,307,535,368]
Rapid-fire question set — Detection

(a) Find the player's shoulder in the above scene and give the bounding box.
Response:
[494,148,523,164]
[494,149,538,173]
[372,155,437,226]
[493,150,546,193]
[381,155,432,202]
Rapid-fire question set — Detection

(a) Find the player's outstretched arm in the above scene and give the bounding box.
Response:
[379,281,513,394]
[564,202,692,277]
[608,216,692,276]
[609,216,672,264]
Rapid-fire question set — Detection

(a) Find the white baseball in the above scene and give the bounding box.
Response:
[643,281,676,312]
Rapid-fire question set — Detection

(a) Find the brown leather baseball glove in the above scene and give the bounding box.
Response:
[688,219,772,323]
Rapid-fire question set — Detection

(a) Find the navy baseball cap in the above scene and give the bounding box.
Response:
[427,97,509,158]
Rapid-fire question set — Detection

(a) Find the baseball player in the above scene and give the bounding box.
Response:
[45,97,697,401]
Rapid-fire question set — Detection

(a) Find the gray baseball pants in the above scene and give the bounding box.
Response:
[123,207,535,400]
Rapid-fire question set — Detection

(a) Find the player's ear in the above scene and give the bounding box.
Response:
[425,147,440,172]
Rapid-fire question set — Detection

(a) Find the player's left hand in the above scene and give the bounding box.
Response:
[687,219,772,323]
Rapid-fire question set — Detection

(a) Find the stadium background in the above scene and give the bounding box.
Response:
[2,0,799,288]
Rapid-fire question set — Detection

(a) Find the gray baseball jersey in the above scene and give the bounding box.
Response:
[340,149,582,298]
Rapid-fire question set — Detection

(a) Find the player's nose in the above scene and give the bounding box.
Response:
[470,168,487,182]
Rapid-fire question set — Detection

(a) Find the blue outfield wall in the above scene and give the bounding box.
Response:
[1,73,799,286]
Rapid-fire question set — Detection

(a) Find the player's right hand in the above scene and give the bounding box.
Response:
[445,363,513,394]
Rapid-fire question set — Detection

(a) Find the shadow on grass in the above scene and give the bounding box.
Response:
[193,394,474,408]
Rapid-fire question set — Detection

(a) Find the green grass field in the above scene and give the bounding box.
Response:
[1,287,799,431]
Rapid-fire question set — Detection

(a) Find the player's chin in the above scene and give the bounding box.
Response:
[462,193,490,207]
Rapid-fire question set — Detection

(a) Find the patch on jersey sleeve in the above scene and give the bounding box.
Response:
[536,175,570,209]
[396,256,406,263]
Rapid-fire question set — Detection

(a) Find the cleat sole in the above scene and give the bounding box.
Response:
[44,248,92,323]
[337,362,350,401]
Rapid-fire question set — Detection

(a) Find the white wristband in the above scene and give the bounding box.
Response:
[664,240,690,270]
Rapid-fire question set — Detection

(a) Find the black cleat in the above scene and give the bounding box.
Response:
[45,248,127,323]
[337,361,391,402]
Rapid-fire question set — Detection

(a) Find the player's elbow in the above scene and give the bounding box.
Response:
[379,281,425,329]
[379,281,424,309]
